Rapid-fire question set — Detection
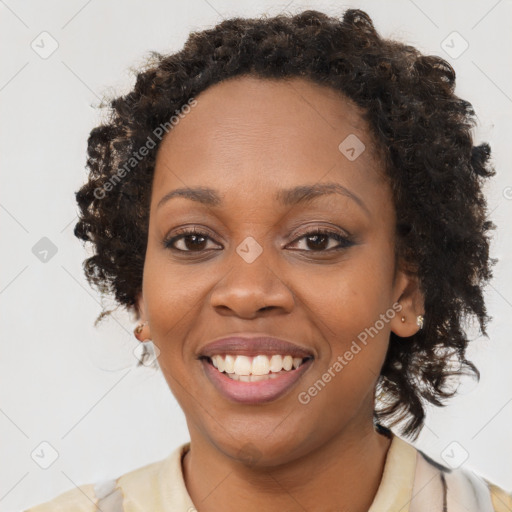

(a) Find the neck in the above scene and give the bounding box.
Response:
[182,421,392,512]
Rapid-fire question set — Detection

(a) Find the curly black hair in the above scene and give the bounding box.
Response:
[73,8,496,440]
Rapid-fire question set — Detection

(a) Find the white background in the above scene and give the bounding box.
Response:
[1,0,511,510]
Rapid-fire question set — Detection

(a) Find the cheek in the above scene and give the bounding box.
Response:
[296,290,391,429]
[301,248,395,339]
[296,247,394,390]
[140,246,210,378]
[142,243,211,322]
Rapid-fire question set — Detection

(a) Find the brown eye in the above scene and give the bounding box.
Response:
[164,228,221,252]
[287,230,354,252]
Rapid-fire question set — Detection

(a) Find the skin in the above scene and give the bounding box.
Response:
[135,75,424,512]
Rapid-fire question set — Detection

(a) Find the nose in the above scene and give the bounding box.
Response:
[209,249,295,319]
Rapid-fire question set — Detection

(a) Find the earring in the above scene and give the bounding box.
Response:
[134,321,147,336]
[416,315,424,330]
[133,321,158,368]
[135,339,159,368]
[134,321,151,343]
[137,342,150,367]
[401,316,406,323]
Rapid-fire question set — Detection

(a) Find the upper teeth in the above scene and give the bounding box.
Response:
[210,354,305,375]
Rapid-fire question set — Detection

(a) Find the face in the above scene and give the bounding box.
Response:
[136,75,422,466]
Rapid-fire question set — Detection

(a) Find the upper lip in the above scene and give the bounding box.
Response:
[198,334,315,359]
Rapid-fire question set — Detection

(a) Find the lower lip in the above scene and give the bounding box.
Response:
[201,358,313,404]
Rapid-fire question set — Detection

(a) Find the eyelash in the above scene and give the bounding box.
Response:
[163,227,354,253]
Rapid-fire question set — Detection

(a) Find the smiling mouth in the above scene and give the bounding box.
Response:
[200,354,314,382]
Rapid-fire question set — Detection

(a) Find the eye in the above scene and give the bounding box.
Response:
[287,229,354,252]
[163,227,222,252]
[163,227,354,254]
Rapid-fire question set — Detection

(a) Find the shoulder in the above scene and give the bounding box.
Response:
[415,446,512,512]
[23,455,171,512]
[381,427,512,512]
[23,482,98,511]
[482,478,512,512]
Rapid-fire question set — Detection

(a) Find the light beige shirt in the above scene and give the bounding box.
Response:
[24,431,512,512]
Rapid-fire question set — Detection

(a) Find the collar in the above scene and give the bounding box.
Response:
[155,429,418,512]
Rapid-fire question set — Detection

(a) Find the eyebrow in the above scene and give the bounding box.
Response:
[156,182,370,216]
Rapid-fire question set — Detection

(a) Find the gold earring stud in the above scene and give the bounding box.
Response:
[401,316,406,323]
[134,321,148,336]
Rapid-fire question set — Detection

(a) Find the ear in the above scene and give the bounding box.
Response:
[390,269,425,338]
[133,292,151,342]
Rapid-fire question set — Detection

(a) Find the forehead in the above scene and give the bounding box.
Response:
[152,75,387,211]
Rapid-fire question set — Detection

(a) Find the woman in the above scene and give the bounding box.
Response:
[25,8,511,512]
